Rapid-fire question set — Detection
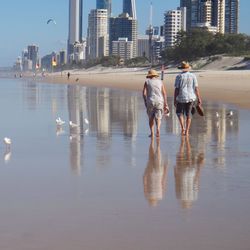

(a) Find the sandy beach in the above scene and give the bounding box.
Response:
[43,67,250,109]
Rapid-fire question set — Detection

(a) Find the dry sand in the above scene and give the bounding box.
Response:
[42,68,250,109]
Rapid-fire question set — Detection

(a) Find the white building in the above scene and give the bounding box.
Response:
[112,38,133,60]
[68,0,83,62]
[164,8,186,48]
[87,9,109,59]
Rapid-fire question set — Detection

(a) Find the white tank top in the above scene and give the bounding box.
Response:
[146,78,164,104]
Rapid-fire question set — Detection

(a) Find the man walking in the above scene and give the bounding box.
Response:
[174,62,202,136]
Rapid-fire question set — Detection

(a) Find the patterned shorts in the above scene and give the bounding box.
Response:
[147,102,164,120]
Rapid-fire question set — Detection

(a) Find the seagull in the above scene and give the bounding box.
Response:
[227,110,234,118]
[84,118,89,125]
[215,112,220,118]
[56,117,65,126]
[3,137,11,146]
[69,121,79,128]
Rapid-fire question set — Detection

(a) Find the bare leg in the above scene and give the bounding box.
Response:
[185,117,192,136]
[149,117,155,137]
[155,118,161,137]
[178,115,186,135]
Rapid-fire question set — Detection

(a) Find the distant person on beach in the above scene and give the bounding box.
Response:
[143,69,169,138]
[67,72,70,80]
[174,61,202,136]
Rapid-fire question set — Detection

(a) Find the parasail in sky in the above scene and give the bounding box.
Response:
[47,19,56,25]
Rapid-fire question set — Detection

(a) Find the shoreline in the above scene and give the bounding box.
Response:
[9,68,250,109]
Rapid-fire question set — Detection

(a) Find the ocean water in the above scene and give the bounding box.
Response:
[0,78,249,250]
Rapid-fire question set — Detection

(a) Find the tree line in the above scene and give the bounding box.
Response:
[161,29,250,63]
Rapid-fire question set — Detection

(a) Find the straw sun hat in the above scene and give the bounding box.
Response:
[146,69,159,78]
[178,61,191,70]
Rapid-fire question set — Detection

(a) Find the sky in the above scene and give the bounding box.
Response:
[0,0,249,67]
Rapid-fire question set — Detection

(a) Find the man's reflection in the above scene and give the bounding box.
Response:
[143,139,168,207]
[174,136,205,209]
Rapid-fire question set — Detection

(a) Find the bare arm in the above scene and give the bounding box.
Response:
[162,84,169,111]
[195,87,202,105]
[142,82,147,108]
[174,88,179,107]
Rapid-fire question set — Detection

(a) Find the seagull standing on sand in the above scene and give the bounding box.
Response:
[3,137,11,148]
[215,112,220,118]
[69,121,79,128]
[56,117,65,126]
[84,118,89,125]
[227,110,234,118]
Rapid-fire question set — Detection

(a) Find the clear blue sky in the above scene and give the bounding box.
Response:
[0,0,249,67]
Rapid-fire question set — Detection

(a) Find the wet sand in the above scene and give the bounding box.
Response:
[0,78,250,250]
[43,68,250,109]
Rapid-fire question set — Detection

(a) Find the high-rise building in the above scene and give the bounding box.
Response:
[87,9,109,59]
[181,0,226,34]
[68,0,83,61]
[110,13,138,58]
[164,8,186,48]
[96,0,112,17]
[199,0,212,24]
[211,0,225,34]
[112,38,134,60]
[225,0,239,33]
[123,0,137,19]
[180,0,199,30]
[27,45,39,71]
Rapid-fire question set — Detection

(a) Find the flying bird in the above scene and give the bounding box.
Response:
[47,19,56,25]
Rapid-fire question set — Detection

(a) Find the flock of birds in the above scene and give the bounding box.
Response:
[2,110,235,163]
[2,117,89,164]
[215,110,234,119]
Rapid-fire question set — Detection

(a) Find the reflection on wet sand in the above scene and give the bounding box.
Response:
[174,136,205,209]
[143,139,168,207]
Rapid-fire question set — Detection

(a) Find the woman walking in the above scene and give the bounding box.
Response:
[143,69,169,138]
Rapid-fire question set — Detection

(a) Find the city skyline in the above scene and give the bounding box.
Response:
[0,0,249,67]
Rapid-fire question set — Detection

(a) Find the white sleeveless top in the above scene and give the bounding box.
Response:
[146,78,164,105]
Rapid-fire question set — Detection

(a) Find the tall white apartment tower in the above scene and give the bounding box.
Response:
[68,0,83,62]
[164,8,186,48]
[87,9,109,59]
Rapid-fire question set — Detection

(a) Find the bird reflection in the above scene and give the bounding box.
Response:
[143,139,168,207]
[174,136,205,209]
[56,126,65,136]
[4,150,11,164]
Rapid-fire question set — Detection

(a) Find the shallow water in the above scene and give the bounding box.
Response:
[0,78,250,250]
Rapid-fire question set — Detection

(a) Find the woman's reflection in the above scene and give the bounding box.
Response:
[143,139,168,207]
[174,136,205,209]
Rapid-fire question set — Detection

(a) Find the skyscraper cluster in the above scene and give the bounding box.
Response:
[179,0,239,34]
[164,0,239,48]
[14,0,240,72]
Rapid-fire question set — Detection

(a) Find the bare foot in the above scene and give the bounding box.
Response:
[148,134,154,138]
[181,130,186,136]
[156,130,160,138]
